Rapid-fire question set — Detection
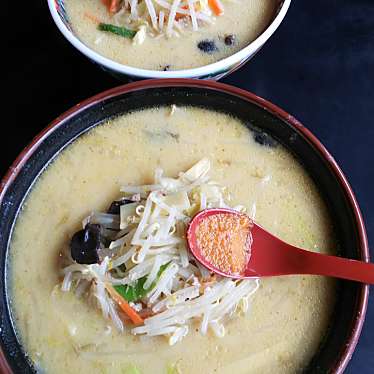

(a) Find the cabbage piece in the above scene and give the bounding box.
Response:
[161,191,190,212]
[114,262,170,302]
[180,158,210,183]
[120,202,139,229]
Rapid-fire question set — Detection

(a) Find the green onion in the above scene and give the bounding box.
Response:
[166,363,180,374]
[122,364,141,374]
[98,23,136,39]
[114,263,170,302]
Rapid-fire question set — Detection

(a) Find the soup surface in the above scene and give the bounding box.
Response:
[9,106,336,373]
[64,0,276,70]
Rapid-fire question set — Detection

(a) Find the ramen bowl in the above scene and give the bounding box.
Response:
[47,0,291,80]
[0,79,368,373]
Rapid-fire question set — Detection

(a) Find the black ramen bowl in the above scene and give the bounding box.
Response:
[0,79,369,373]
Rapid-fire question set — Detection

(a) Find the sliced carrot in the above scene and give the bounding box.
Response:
[109,0,121,14]
[100,0,120,14]
[208,0,224,16]
[118,308,154,324]
[101,0,111,11]
[175,5,188,20]
[84,12,101,24]
[106,284,144,326]
[175,3,201,20]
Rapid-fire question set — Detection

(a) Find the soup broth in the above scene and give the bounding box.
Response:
[64,0,276,70]
[9,106,336,373]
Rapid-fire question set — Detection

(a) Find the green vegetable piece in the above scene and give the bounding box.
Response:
[166,362,181,374]
[114,263,170,302]
[166,366,177,374]
[98,23,136,39]
[122,364,141,374]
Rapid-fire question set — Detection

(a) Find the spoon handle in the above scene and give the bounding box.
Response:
[290,248,374,284]
[248,224,372,283]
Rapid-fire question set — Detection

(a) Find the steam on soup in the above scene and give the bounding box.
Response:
[9,106,336,373]
[64,0,276,70]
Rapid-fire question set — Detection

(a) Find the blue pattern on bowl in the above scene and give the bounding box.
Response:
[55,0,72,32]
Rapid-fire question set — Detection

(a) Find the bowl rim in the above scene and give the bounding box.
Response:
[47,0,291,78]
[0,79,369,373]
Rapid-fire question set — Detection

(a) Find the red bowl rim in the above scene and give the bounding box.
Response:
[0,78,369,374]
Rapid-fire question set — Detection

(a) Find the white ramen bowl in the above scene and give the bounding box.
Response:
[47,0,291,80]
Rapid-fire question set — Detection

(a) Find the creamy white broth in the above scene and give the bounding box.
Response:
[9,106,336,373]
[64,0,276,70]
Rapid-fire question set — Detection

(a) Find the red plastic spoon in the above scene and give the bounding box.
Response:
[187,208,374,283]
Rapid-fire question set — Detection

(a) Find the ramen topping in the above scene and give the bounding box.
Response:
[58,159,260,345]
[196,213,252,275]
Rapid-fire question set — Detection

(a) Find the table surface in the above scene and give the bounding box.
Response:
[4,0,374,372]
